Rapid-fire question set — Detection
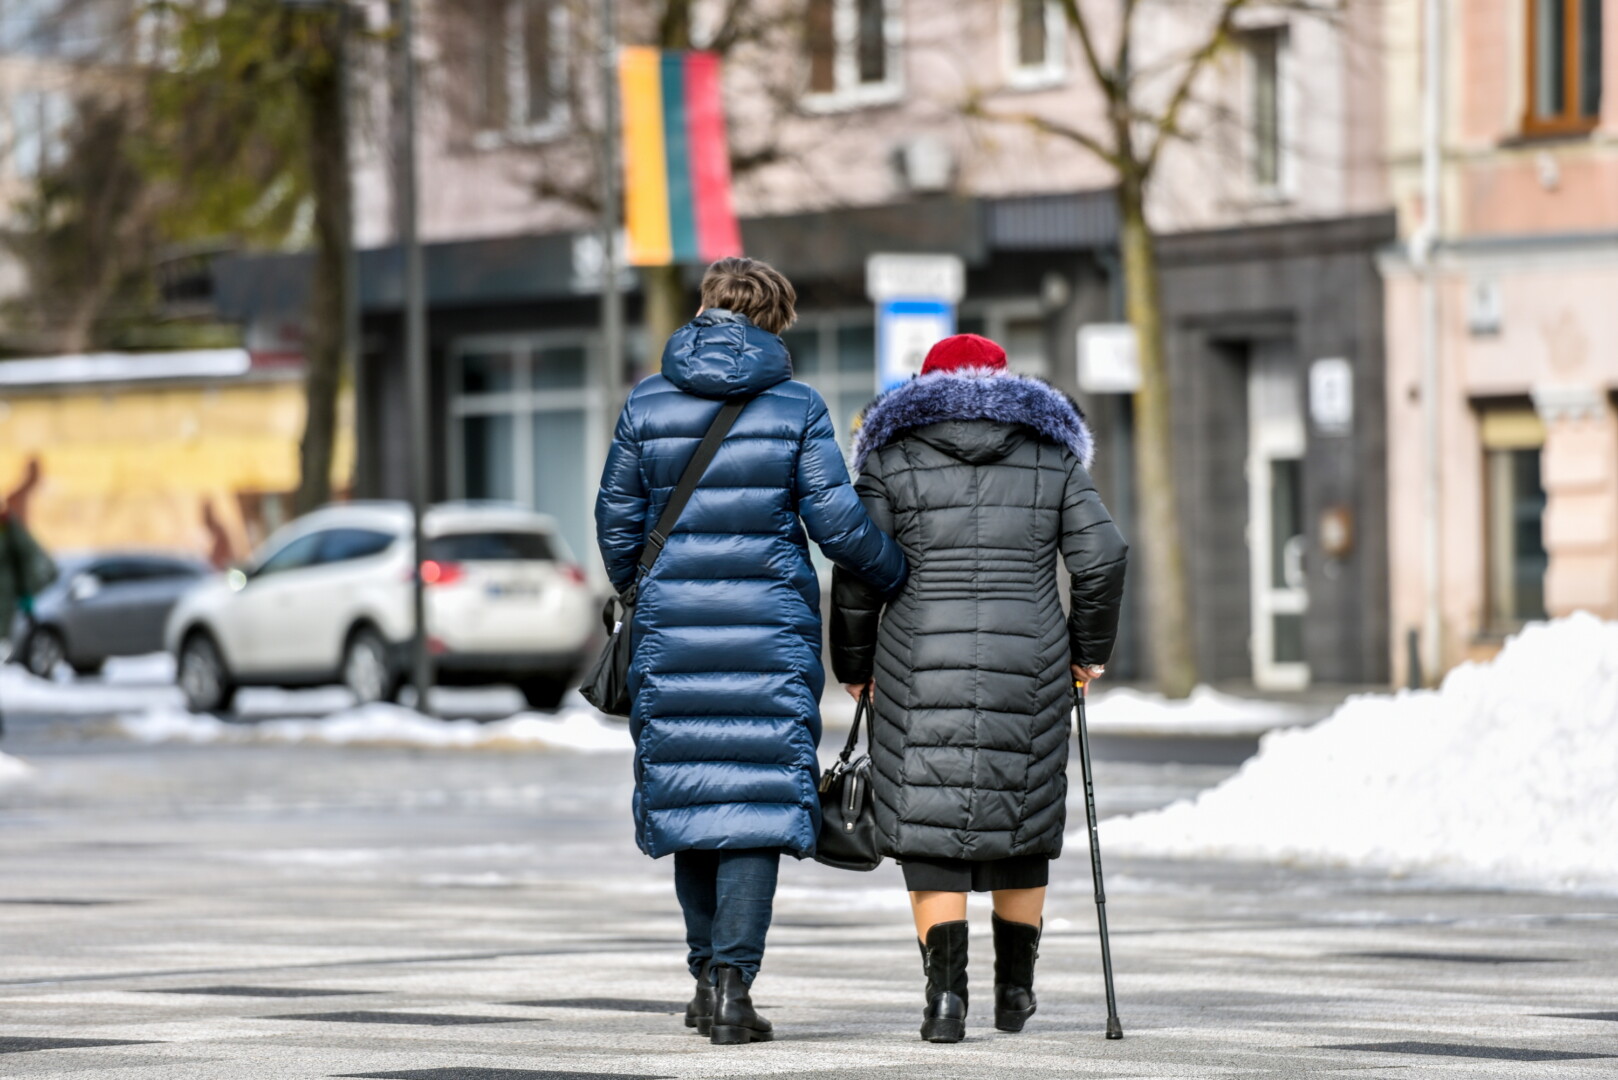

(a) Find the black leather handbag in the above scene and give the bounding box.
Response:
[815,687,883,871]
[582,400,744,717]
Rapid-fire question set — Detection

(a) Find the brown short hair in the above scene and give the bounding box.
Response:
[699,257,797,335]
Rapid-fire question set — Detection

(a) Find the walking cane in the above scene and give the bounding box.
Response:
[1075,679,1123,1039]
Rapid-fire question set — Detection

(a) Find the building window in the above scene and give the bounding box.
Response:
[1481,409,1548,630]
[459,0,568,146]
[1525,0,1603,134]
[0,0,117,60]
[804,0,901,108]
[1241,27,1287,193]
[9,89,72,179]
[1006,0,1063,89]
[781,316,878,451]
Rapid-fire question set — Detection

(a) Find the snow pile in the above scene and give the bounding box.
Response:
[0,751,33,790]
[1086,684,1311,737]
[0,662,180,715]
[118,703,632,753]
[1103,615,1618,893]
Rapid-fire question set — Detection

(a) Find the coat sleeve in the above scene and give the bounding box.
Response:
[1062,457,1129,668]
[830,456,895,685]
[794,392,907,596]
[594,397,649,596]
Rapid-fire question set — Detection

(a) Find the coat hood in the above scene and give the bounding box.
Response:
[660,309,793,400]
[853,369,1094,471]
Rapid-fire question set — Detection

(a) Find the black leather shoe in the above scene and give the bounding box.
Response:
[709,964,773,1045]
[992,913,1041,1032]
[684,959,714,1035]
[919,920,969,1043]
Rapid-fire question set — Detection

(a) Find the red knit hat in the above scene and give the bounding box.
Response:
[921,333,1007,376]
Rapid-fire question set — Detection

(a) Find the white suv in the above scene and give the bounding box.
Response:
[165,502,597,713]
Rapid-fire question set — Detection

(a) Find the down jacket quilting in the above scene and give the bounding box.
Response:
[831,370,1127,862]
[596,309,906,860]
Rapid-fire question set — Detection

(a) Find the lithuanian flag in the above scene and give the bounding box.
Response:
[620,48,743,267]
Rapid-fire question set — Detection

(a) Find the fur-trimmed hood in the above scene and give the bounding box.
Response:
[852,369,1094,471]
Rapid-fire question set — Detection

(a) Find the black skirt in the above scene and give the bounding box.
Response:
[899,854,1051,893]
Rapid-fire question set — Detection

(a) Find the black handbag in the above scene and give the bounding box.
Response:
[815,687,883,871]
[582,400,745,717]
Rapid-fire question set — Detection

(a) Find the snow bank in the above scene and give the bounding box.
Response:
[118,703,632,753]
[0,751,33,789]
[1103,615,1618,893]
[1086,684,1311,737]
[0,662,180,715]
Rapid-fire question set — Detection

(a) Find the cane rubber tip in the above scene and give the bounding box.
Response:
[1105,1018,1123,1040]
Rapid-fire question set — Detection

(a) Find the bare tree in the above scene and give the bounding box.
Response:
[973,0,1338,697]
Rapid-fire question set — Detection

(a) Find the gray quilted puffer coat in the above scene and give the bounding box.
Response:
[830,370,1128,862]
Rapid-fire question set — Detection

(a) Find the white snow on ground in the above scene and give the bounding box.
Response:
[0,661,181,714]
[118,703,632,753]
[1102,614,1618,894]
[0,751,33,789]
[1085,684,1311,737]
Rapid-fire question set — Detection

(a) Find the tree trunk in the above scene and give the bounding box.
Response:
[641,263,688,368]
[294,25,349,516]
[1118,176,1198,699]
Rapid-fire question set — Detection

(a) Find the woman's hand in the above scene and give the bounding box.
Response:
[1071,664,1105,686]
[843,680,874,701]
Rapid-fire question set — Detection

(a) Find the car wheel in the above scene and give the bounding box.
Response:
[343,628,398,706]
[23,627,67,680]
[517,675,568,712]
[70,659,104,679]
[178,632,236,714]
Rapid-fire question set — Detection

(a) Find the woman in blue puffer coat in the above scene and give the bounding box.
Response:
[595,257,906,1045]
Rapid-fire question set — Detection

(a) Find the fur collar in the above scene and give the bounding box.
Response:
[853,369,1094,471]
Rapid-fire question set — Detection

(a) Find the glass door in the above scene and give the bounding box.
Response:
[1248,340,1309,690]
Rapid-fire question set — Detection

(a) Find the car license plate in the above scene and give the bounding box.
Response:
[486,583,542,599]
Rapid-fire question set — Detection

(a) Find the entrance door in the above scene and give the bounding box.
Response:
[1248,341,1309,690]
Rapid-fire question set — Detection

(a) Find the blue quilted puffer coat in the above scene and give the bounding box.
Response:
[595,309,907,859]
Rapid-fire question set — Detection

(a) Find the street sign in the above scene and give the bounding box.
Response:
[868,254,965,392]
[1077,323,1140,393]
[877,299,955,391]
[1309,358,1354,434]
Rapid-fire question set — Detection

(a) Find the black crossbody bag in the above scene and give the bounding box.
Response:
[582,400,745,717]
[815,686,883,871]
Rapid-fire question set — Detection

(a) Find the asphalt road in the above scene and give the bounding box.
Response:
[1,701,1616,1079]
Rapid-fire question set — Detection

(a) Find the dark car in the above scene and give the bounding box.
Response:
[8,553,212,678]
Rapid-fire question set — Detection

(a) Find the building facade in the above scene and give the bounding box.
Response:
[220,0,1395,686]
[1382,0,1617,683]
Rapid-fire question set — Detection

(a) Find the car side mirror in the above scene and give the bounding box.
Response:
[69,573,102,602]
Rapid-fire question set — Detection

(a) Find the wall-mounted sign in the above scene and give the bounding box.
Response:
[1309,357,1354,435]
[868,254,965,392]
[1076,323,1140,394]
[1467,277,1502,336]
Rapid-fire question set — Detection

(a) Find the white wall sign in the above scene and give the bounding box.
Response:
[1467,277,1502,336]
[1076,323,1140,394]
[1309,357,1354,434]
[877,300,955,391]
[866,253,966,304]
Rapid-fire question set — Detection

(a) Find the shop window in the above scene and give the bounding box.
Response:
[1481,409,1548,629]
[1525,0,1603,134]
[1240,27,1287,193]
[805,0,901,107]
[1006,0,1063,89]
[781,318,878,451]
[455,0,569,146]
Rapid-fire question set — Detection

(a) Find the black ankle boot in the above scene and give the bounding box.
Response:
[919,920,969,1043]
[992,913,1041,1032]
[684,959,714,1035]
[709,964,773,1045]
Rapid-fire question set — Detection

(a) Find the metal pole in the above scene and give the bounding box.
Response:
[339,1,364,497]
[597,0,623,428]
[1075,682,1123,1039]
[396,0,433,710]
[1419,0,1443,685]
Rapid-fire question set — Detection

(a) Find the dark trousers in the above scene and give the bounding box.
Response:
[673,848,780,986]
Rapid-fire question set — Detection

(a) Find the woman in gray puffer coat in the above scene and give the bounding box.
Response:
[831,334,1127,1044]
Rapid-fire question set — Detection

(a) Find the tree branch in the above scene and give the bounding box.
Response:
[966,92,1122,170]
[1057,0,1117,100]
[1141,0,1253,178]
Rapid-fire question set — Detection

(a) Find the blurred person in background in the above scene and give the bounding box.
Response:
[595,257,906,1046]
[1,495,58,737]
[831,334,1127,1043]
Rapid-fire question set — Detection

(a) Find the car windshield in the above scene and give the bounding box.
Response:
[427,531,555,562]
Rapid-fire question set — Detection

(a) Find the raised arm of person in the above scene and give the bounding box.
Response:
[794,391,906,596]
[830,457,895,688]
[594,399,650,597]
[1062,456,1128,673]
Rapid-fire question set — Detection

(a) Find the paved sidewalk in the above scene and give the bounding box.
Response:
[1,734,1615,1079]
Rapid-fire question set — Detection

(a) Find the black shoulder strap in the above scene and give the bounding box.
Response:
[638,399,746,573]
